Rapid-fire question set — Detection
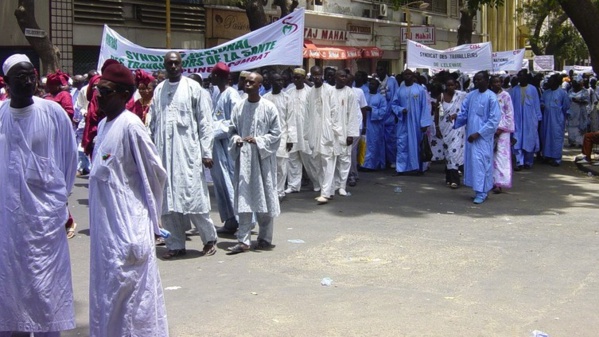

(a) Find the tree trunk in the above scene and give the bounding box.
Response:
[241,0,268,31]
[559,0,599,73]
[457,8,475,45]
[14,0,60,75]
[274,0,298,18]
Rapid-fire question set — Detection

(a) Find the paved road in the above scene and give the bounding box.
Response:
[58,149,598,337]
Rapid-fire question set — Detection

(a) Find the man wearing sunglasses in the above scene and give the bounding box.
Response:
[0,54,77,336]
[88,62,169,336]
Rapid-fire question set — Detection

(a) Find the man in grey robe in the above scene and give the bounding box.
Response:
[210,62,241,234]
[149,51,218,258]
[227,72,281,254]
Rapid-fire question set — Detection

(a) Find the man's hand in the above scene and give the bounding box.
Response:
[494,129,503,137]
[402,108,407,115]
[346,137,354,146]
[202,158,214,169]
[236,139,244,147]
[286,142,293,152]
[467,132,480,143]
[449,114,457,122]
[243,136,256,144]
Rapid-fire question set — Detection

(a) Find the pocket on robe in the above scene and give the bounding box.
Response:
[175,103,192,128]
[24,153,68,212]
[92,155,116,182]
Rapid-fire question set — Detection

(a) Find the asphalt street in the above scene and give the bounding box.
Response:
[57,148,598,337]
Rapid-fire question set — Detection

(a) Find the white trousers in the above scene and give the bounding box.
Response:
[162,212,216,250]
[276,156,287,197]
[320,154,337,198]
[335,151,352,191]
[287,151,320,191]
[237,213,274,246]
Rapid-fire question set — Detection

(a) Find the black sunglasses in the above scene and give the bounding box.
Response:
[95,86,123,97]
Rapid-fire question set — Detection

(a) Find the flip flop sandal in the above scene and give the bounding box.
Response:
[199,244,217,256]
[66,223,77,239]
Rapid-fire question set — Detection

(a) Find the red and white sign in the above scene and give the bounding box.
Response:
[400,26,436,45]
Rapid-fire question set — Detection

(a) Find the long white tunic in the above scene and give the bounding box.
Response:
[149,77,214,214]
[306,84,338,156]
[229,99,281,216]
[89,111,168,337]
[0,97,77,332]
[263,91,292,158]
[286,86,312,154]
[332,86,361,155]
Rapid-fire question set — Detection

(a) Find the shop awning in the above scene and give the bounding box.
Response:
[361,46,384,58]
[303,40,361,60]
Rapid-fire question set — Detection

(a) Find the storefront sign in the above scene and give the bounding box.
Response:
[98,9,305,78]
[348,25,371,35]
[304,27,348,41]
[400,26,436,45]
[212,10,251,39]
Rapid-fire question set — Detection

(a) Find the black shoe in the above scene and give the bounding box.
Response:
[523,164,531,169]
[216,226,236,235]
[254,239,275,250]
[514,165,522,171]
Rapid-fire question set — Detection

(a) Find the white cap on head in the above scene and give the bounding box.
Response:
[3,54,32,75]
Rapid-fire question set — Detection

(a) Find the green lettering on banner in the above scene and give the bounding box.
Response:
[106,34,117,50]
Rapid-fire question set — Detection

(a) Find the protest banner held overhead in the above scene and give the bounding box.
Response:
[406,40,493,73]
[492,49,526,73]
[533,55,555,72]
[98,8,305,77]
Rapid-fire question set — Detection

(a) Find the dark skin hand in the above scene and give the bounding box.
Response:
[286,143,293,152]
[346,137,354,146]
[202,158,214,169]
[467,132,481,143]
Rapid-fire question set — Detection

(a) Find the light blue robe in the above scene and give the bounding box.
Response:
[541,88,570,160]
[454,89,501,193]
[379,75,400,164]
[390,83,432,172]
[363,91,387,170]
[509,85,542,152]
[211,86,241,222]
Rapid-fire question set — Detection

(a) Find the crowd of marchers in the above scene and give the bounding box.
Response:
[1,52,596,337]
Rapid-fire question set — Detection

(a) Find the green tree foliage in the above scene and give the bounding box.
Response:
[519,0,589,68]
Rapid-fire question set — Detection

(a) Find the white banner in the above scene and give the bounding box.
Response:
[492,49,525,73]
[563,65,594,74]
[98,8,305,78]
[406,40,493,72]
[533,55,555,72]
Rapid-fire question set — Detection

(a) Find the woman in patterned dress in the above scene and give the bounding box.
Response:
[490,75,515,193]
[432,77,466,188]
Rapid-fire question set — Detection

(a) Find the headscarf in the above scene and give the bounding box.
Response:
[86,74,101,101]
[46,69,70,86]
[134,69,155,86]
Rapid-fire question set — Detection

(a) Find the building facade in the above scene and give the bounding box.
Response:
[0,0,524,76]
